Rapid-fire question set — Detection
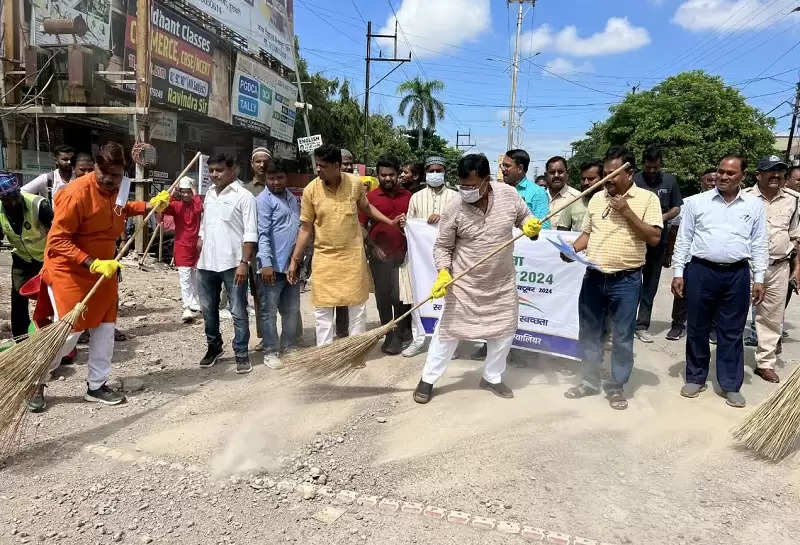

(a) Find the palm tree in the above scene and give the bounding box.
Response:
[397,77,445,148]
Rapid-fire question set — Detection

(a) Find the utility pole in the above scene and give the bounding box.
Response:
[134,0,151,254]
[456,130,475,151]
[786,80,800,162]
[293,50,316,170]
[507,0,536,150]
[364,20,410,166]
[1,0,20,170]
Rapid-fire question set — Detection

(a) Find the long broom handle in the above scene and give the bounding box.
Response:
[392,161,631,324]
[78,152,202,306]
[139,223,162,266]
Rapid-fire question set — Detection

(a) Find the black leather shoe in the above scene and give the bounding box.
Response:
[479,378,513,399]
[413,380,433,404]
[382,332,403,355]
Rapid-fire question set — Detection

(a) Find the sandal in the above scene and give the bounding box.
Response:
[607,391,628,410]
[564,385,600,399]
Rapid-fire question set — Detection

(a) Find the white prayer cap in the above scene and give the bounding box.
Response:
[178,176,195,190]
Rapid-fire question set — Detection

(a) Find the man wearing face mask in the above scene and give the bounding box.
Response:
[546,156,582,227]
[563,146,663,411]
[412,154,542,404]
[399,156,458,357]
[27,142,170,411]
[360,155,413,354]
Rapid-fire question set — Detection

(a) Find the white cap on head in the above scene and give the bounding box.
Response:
[178,176,195,190]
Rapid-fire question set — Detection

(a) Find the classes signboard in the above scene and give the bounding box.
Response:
[297,134,322,152]
[124,3,214,116]
[230,53,297,142]
[185,0,296,71]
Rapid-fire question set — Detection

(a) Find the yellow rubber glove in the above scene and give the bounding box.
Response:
[522,217,542,238]
[149,190,171,213]
[89,259,122,278]
[430,269,453,299]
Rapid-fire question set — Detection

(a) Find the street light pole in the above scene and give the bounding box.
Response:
[506,0,536,150]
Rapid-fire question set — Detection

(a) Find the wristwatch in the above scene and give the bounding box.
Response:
[240,259,250,266]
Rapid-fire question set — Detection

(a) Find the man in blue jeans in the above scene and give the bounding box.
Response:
[256,159,301,369]
[196,154,258,374]
[562,146,663,410]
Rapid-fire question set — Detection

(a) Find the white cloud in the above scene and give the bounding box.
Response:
[544,58,594,77]
[520,17,651,57]
[377,0,490,59]
[673,0,798,32]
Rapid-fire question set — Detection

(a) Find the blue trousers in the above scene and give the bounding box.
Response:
[685,260,749,393]
[257,272,301,354]
[197,267,250,357]
[578,268,642,392]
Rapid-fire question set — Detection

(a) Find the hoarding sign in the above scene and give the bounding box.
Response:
[185,0,296,71]
[33,0,111,49]
[297,134,322,153]
[125,3,214,116]
[230,53,297,142]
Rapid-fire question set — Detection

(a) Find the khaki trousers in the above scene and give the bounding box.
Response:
[755,260,790,370]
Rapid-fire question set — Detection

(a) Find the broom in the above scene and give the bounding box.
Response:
[0,151,201,447]
[281,162,631,380]
[732,365,800,460]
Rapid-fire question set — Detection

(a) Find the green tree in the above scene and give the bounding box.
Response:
[568,71,776,194]
[397,77,446,149]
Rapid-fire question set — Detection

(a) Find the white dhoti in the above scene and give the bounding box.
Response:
[178,266,200,310]
[422,321,514,385]
[314,304,367,346]
[46,287,114,389]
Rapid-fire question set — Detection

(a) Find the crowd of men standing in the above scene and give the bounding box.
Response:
[0,140,796,414]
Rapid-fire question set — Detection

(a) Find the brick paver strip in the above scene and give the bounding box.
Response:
[496,520,521,534]
[423,506,446,520]
[447,511,471,525]
[471,516,496,530]
[378,498,400,513]
[336,490,358,504]
[547,531,571,545]
[522,526,547,541]
[401,502,424,515]
[357,495,381,507]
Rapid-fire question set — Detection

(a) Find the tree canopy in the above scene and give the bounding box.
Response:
[569,70,776,194]
[397,77,446,149]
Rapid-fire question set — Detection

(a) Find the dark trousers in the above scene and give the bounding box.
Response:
[636,242,668,331]
[11,256,43,337]
[685,259,749,392]
[335,306,349,338]
[671,294,687,328]
[578,268,642,392]
[369,257,411,339]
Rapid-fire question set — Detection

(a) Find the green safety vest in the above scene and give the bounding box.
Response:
[0,192,47,263]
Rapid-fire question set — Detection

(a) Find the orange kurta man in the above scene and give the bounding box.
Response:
[41,172,146,330]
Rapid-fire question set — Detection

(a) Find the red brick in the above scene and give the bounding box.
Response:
[423,505,446,520]
[496,521,521,535]
[378,498,400,513]
[447,511,471,525]
[522,526,547,541]
[471,516,496,530]
[335,490,357,505]
[547,531,571,545]
[356,495,380,507]
[401,501,424,515]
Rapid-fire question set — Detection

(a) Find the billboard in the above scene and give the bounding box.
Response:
[32,0,111,49]
[124,3,214,116]
[230,53,297,142]
[185,0,295,71]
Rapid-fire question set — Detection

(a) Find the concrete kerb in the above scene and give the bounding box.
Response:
[83,443,617,544]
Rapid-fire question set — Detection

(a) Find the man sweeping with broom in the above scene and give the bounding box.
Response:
[26,142,171,412]
[413,154,542,404]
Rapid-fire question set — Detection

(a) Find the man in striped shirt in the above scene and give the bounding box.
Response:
[399,156,457,357]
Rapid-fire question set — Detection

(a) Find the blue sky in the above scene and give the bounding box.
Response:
[294,0,800,175]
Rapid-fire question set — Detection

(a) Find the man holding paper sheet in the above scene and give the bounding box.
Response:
[562,146,663,411]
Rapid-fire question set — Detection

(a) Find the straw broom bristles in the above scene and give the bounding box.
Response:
[282,163,631,381]
[732,364,800,461]
[0,303,84,449]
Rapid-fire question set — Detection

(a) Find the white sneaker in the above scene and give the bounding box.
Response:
[189,305,201,313]
[219,309,233,321]
[635,329,654,343]
[263,353,284,369]
[181,308,195,323]
[401,337,426,357]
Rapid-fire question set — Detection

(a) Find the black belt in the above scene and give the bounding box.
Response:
[691,257,748,270]
[588,267,642,279]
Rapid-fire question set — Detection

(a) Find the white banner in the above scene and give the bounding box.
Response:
[405,220,587,360]
[185,0,296,71]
